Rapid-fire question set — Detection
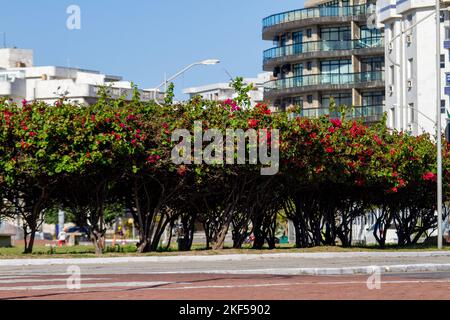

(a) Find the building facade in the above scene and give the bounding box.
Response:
[0,48,162,105]
[183,73,271,108]
[378,0,450,136]
[262,0,386,122]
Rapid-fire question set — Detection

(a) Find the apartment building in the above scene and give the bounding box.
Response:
[378,0,450,136]
[0,48,162,105]
[183,73,271,108]
[262,0,386,122]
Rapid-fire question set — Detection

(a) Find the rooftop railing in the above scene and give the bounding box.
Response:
[265,71,384,91]
[263,37,384,63]
[262,5,368,30]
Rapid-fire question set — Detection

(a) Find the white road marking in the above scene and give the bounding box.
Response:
[142,279,450,290]
[0,277,109,284]
[0,281,176,291]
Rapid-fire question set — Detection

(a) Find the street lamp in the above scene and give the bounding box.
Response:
[151,59,220,106]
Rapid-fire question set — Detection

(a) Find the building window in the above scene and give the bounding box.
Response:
[390,107,396,128]
[361,57,385,73]
[321,93,352,109]
[360,25,383,41]
[306,29,312,38]
[293,64,303,77]
[441,55,446,68]
[441,99,447,114]
[307,95,313,104]
[293,96,303,108]
[389,65,395,86]
[320,59,352,75]
[362,91,385,106]
[407,58,413,80]
[409,103,415,123]
[320,26,351,42]
[306,62,312,71]
[292,31,303,44]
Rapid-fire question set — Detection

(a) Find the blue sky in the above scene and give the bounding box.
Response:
[1,0,304,99]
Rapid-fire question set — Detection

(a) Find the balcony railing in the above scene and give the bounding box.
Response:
[262,5,368,30]
[263,37,384,63]
[265,71,384,91]
[297,105,384,120]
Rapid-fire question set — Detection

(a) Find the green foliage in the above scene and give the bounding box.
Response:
[230,77,253,109]
[164,82,175,105]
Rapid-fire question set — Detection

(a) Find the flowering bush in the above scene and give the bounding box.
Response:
[0,91,448,253]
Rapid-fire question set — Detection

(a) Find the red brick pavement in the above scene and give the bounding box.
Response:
[0,274,449,300]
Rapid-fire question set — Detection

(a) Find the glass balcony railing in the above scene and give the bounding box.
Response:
[297,105,384,120]
[265,71,384,91]
[263,5,368,30]
[263,37,384,63]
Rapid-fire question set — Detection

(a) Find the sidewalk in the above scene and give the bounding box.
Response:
[1,251,450,276]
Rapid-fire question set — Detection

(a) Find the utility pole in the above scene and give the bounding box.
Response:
[436,0,443,249]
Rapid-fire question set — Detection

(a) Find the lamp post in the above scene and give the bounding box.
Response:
[435,0,443,249]
[152,59,220,106]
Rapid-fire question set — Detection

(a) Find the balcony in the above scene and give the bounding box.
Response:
[297,105,384,122]
[262,5,368,39]
[263,37,384,65]
[265,71,384,96]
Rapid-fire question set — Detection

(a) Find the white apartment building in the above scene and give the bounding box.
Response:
[0,48,162,105]
[378,0,450,136]
[183,73,272,108]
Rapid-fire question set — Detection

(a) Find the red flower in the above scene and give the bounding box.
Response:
[310,132,317,139]
[325,147,335,154]
[248,119,258,128]
[391,187,398,193]
[90,115,96,122]
[328,126,336,134]
[28,131,37,137]
[255,103,271,115]
[177,165,187,176]
[374,135,383,146]
[423,172,437,182]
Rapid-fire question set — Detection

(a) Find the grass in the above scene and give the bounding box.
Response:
[0,242,449,259]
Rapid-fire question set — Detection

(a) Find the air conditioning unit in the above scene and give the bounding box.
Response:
[406,34,412,44]
[387,43,393,52]
[407,79,413,89]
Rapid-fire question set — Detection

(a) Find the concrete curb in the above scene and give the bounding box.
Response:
[1,251,450,267]
[144,264,450,276]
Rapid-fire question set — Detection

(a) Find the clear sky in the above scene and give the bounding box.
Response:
[1,0,305,99]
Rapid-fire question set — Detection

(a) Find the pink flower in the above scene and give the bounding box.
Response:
[423,172,437,182]
[330,118,342,128]
[21,99,27,106]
